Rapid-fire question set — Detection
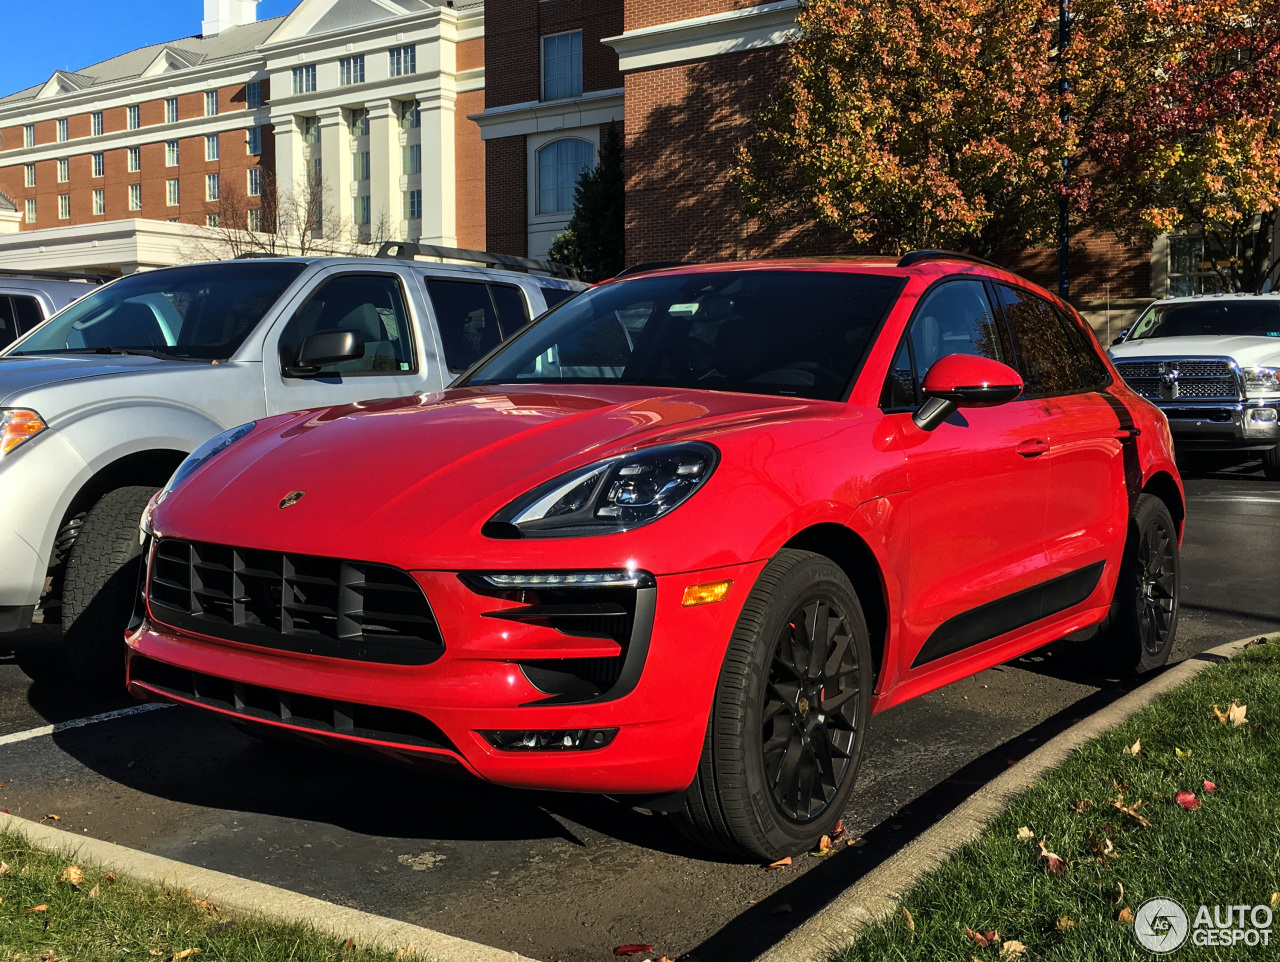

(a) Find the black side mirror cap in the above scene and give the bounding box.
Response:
[284,329,365,377]
[1111,329,1130,346]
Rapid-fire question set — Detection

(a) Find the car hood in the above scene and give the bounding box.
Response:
[1110,336,1280,368]
[0,354,195,406]
[154,385,838,561]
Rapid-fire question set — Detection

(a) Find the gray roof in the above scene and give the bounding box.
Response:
[0,190,15,212]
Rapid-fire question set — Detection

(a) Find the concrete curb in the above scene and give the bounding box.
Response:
[754,631,1280,962]
[0,812,538,962]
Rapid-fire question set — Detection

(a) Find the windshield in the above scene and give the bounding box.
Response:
[1128,300,1280,341]
[8,261,307,360]
[460,269,905,401]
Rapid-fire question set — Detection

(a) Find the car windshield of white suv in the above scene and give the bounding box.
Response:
[1128,300,1280,340]
[460,270,905,401]
[8,262,306,361]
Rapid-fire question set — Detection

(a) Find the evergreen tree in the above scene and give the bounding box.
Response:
[549,128,625,282]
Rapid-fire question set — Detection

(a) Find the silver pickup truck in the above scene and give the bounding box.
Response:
[0,246,583,685]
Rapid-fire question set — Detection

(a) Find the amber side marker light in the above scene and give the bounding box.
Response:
[0,409,46,458]
[682,580,733,607]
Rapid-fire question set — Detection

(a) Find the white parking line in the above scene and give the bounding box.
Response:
[0,703,172,748]
[1189,494,1280,504]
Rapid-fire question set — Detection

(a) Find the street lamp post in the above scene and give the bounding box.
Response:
[1059,0,1071,300]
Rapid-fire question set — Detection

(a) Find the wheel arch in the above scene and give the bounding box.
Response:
[781,523,890,690]
[1142,470,1185,539]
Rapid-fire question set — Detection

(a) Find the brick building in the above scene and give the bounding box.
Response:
[0,0,485,275]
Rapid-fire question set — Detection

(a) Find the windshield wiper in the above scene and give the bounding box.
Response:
[59,346,186,361]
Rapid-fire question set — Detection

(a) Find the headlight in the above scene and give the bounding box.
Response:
[486,441,719,538]
[0,409,46,459]
[156,422,257,503]
[1243,366,1280,395]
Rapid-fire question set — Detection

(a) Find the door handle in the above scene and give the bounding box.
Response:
[1016,439,1050,457]
[1114,427,1141,440]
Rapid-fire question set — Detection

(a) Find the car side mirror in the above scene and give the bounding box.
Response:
[1111,328,1129,346]
[913,354,1024,431]
[284,329,365,378]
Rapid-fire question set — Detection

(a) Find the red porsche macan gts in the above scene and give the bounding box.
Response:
[127,253,1184,859]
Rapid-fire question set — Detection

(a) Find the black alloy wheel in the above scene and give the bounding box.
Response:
[1136,510,1177,658]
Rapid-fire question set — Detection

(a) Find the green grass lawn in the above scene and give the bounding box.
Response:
[832,639,1280,961]
[0,830,409,961]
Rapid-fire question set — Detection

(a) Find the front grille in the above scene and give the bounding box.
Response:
[1114,358,1240,402]
[1115,360,1163,378]
[1177,380,1235,399]
[131,657,455,752]
[1165,407,1236,422]
[148,539,444,665]
[1178,360,1233,378]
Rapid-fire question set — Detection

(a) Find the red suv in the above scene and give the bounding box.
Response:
[127,253,1183,859]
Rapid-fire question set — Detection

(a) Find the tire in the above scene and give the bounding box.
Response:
[1263,444,1280,481]
[673,550,872,861]
[60,486,158,689]
[1091,493,1180,676]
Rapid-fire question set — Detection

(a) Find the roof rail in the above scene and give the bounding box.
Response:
[896,250,1003,271]
[0,267,112,285]
[376,241,578,280]
[613,261,688,279]
[234,251,285,259]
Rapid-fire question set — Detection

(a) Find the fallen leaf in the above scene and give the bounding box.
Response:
[771,903,792,914]
[42,814,59,821]
[59,866,84,886]
[190,899,219,913]
[1057,915,1075,932]
[613,947,654,958]
[811,835,834,856]
[966,927,1001,947]
[39,952,55,962]
[1119,906,1134,924]
[1124,739,1142,756]
[658,958,677,962]
[87,885,100,900]
[149,952,162,957]
[1204,780,1217,793]
[103,873,116,883]
[1115,882,1126,905]
[830,819,846,843]
[766,856,792,872]
[341,939,355,950]
[24,904,48,914]
[1016,826,1034,841]
[0,861,8,875]
[1001,941,1027,959]
[848,836,867,848]
[1175,791,1201,810]
[1111,795,1150,827]
[903,906,915,932]
[1270,893,1279,909]
[1090,835,1118,860]
[1229,702,1248,726]
[1175,748,1191,758]
[170,952,200,962]
[1069,798,1092,814]
[392,947,415,961]
[1037,838,1066,875]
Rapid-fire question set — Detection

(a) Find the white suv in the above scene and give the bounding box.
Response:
[1110,293,1280,478]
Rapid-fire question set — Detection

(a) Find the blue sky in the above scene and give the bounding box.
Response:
[1,1,299,98]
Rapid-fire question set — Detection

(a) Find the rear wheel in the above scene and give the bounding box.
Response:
[674,550,871,861]
[60,486,158,690]
[1263,444,1280,481]
[1092,493,1180,675]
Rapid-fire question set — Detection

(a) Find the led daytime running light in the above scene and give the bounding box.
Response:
[480,571,644,589]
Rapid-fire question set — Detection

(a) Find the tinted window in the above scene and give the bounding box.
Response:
[907,280,1004,392]
[884,338,916,408]
[11,296,43,334]
[996,285,1106,396]
[279,274,414,377]
[540,286,577,310]
[0,298,18,346]
[1129,300,1280,340]
[462,270,905,401]
[489,284,529,330]
[426,279,502,373]
[1055,305,1111,389]
[11,262,306,360]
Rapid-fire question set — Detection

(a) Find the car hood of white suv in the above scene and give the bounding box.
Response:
[1110,335,1280,368]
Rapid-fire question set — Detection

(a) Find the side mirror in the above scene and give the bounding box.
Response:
[1111,328,1130,346]
[913,354,1024,431]
[284,329,365,378]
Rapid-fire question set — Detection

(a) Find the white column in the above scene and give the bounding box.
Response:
[367,99,402,241]
[417,85,457,247]
[270,114,305,204]
[317,106,351,240]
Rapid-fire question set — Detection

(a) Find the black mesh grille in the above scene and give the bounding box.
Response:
[131,657,455,752]
[1114,358,1240,402]
[148,539,444,665]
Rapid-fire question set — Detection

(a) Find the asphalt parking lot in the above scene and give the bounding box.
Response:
[0,463,1276,962]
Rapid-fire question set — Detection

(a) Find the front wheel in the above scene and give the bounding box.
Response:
[674,550,872,861]
[1263,443,1280,481]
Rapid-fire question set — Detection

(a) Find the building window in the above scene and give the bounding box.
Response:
[25,198,36,223]
[353,195,370,225]
[23,125,34,148]
[356,151,370,181]
[302,116,320,145]
[405,188,422,220]
[129,184,142,211]
[247,126,262,155]
[389,45,416,77]
[1167,234,1236,296]
[165,97,179,123]
[205,133,219,161]
[541,31,582,101]
[247,207,262,232]
[246,80,262,110]
[57,118,69,142]
[536,138,594,214]
[292,65,317,95]
[404,143,421,175]
[58,194,70,219]
[167,179,180,206]
[400,100,420,130]
[91,111,103,136]
[248,167,261,197]
[206,173,220,201]
[349,107,369,138]
[57,158,69,183]
[128,146,141,172]
[205,90,219,117]
[92,152,104,178]
[312,157,322,182]
[23,164,34,188]
[206,213,220,228]
[340,55,365,86]
[126,105,140,130]
[93,188,105,215]
[166,141,180,166]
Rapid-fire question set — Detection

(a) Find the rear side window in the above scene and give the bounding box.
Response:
[995,284,1108,396]
[0,298,18,345]
[425,279,504,373]
[489,284,529,330]
[539,286,577,310]
[11,295,44,334]
[279,273,415,377]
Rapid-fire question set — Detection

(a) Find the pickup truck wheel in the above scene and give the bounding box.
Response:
[1090,493,1180,676]
[60,486,158,690]
[1263,444,1280,481]
[673,550,871,861]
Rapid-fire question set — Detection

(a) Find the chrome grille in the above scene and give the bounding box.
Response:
[147,539,444,665]
[1113,358,1239,402]
[1114,360,1163,378]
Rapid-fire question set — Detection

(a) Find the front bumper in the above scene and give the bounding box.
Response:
[126,560,765,795]
[1156,400,1280,451]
